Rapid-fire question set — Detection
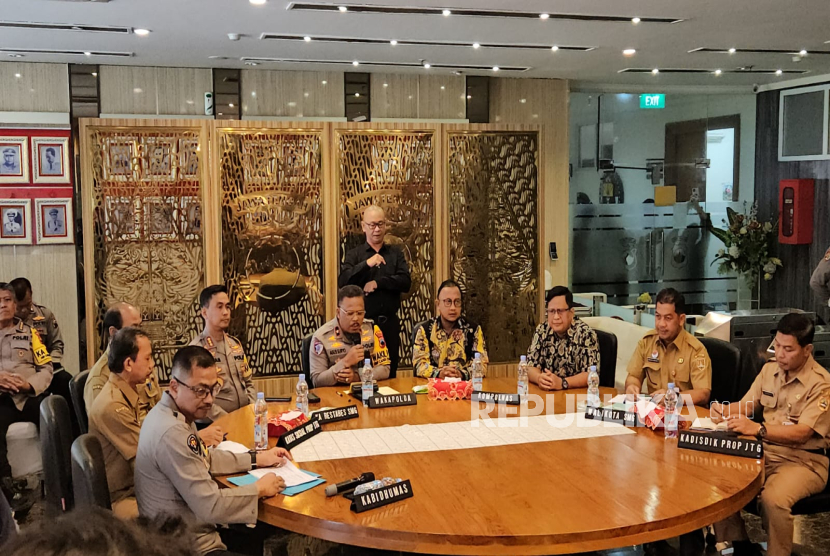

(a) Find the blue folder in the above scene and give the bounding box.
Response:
[228,469,325,496]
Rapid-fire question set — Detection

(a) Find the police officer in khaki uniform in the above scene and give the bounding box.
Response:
[309,285,390,387]
[0,283,52,512]
[625,288,712,406]
[10,278,64,365]
[810,246,830,307]
[190,285,255,416]
[88,327,155,518]
[84,302,161,418]
[135,346,289,556]
[712,313,830,556]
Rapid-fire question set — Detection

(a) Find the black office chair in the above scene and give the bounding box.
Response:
[699,337,742,403]
[71,434,112,511]
[301,333,314,389]
[411,319,431,348]
[69,370,90,434]
[594,329,618,388]
[40,395,74,515]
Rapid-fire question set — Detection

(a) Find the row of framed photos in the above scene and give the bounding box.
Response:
[0,136,70,184]
[0,198,73,245]
[104,137,199,180]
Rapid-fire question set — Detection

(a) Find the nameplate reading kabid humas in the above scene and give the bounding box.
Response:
[678,430,763,459]
[277,418,322,450]
[367,393,418,408]
[471,391,521,405]
[351,480,414,513]
[584,406,640,427]
[311,405,359,424]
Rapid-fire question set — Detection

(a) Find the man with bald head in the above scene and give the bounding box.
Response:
[84,302,160,418]
[339,205,411,377]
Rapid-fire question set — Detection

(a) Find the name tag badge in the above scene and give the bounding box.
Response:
[762,390,775,397]
[647,350,659,363]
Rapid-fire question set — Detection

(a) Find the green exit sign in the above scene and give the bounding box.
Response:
[640,94,666,109]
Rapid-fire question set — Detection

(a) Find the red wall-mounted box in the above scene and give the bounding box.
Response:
[779,179,814,245]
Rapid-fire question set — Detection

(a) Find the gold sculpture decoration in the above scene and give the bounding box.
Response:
[218,130,325,376]
[448,132,540,362]
[88,129,205,379]
[337,131,435,367]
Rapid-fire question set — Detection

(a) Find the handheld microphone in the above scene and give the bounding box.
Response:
[324,472,375,497]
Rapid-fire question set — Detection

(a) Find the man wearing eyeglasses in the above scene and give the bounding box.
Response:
[413,279,488,380]
[527,286,599,391]
[339,205,411,378]
[136,346,291,556]
[309,285,390,387]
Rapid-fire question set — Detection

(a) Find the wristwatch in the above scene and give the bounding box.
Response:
[561,378,569,390]
[756,424,767,440]
[248,450,258,469]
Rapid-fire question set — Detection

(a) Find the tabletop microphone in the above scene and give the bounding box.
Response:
[324,472,375,497]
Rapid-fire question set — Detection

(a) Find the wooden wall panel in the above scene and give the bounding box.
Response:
[99,66,212,116]
[241,71,345,118]
[0,245,80,374]
[371,74,465,120]
[372,74,419,119]
[490,78,569,294]
[0,62,70,113]
[755,91,830,320]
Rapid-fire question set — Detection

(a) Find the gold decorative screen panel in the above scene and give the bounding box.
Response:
[218,129,324,376]
[87,128,205,380]
[337,131,435,367]
[448,132,539,362]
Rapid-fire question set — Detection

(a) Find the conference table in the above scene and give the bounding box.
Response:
[215,377,762,555]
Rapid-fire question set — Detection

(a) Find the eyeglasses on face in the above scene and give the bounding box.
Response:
[439,299,462,308]
[363,221,386,230]
[339,308,366,318]
[546,308,572,316]
[172,376,221,399]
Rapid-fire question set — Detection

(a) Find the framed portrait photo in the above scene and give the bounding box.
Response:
[178,138,200,179]
[144,197,176,239]
[0,198,32,244]
[182,196,202,237]
[0,137,29,184]
[105,197,140,240]
[32,137,70,184]
[105,140,136,179]
[35,198,74,244]
[144,138,174,179]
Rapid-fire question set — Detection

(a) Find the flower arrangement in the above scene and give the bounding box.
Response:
[709,201,781,285]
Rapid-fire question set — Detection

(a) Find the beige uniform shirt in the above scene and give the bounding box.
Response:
[84,348,161,419]
[309,318,391,387]
[135,392,258,555]
[0,320,53,410]
[740,357,830,477]
[626,328,712,394]
[189,331,255,415]
[22,304,64,365]
[88,372,142,504]
[810,247,830,306]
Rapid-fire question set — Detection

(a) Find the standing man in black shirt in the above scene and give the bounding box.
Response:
[339,205,411,377]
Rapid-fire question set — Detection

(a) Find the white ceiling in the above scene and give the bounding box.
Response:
[1,0,829,89]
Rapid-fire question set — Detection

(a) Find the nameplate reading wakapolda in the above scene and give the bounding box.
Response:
[367,393,418,409]
[471,391,521,405]
[351,480,414,513]
[312,405,359,424]
[678,430,763,459]
[584,406,640,427]
[277,418,322,450]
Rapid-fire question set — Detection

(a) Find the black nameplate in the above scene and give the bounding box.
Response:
[367,393,418,408]
[471,391,521,405]
[351,480,414,513]
[311,405,359,424]
[678,430,763,459]
[277,418,322,450]
[584,406,641,427]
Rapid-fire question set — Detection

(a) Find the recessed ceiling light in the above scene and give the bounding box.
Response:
[408,95,413,99]
[728,48,736,54]
[440,85,445,90]
[304,36,311,42]
[133,87,142,93]
[714,69,722,76]
[186,99,194,104]
[251,91,257,97]
[520,98,526,103]
[250,0,266,4]
[423,62,431,68]
[288,101,296,107]
[229,103,234,107]
[651,68,659,74]
[355,92,360,97]
[383,83,388,87]
[466,95,472,99]
[304,92,309,97]
[92,72,97,77]
[84,51,91,56]
[799,49,808,56]
[623,48,636,56]
[492,66,499,71]
[390,40,397,46]
[338,6,347,12]
[14,73,21,78]
[133,28,151,36]
[321,80,327,84]
[540,13,549,20]
[551,46,559,52]
[632,17,641,24]
[442,9,451,16]
[776,69,783,76]
[472,42,480,49]
[352,61,359,66]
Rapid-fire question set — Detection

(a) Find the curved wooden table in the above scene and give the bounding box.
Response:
[215,377,762,555]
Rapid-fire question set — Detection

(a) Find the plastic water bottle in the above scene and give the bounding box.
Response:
[254,392,268,451]
[296,374,309,417]
[471,352,484,392]
[587,365,600,407]
[361,358,374,404]
[517,355,529,397]
[664,382,678,439]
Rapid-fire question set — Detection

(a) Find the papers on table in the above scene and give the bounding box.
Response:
[691,417,728,432]
[215,440,249,454]
[249,459,318,487]
[377,386,400,395]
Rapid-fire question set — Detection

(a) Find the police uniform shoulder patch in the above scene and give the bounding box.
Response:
[824,247,830,261]
[313,338,324,355]
[818,388,830,412]
[187,434,200,455]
